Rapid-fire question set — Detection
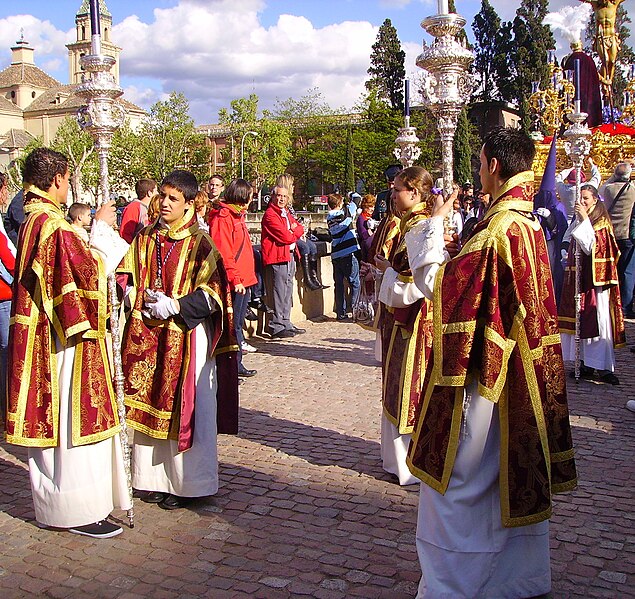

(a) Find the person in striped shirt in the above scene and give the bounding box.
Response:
[327,194,361,320]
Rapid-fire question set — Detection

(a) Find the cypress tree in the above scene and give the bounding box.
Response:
[512,0,555,130]
[366,18,406,112]
[472,0,503,102]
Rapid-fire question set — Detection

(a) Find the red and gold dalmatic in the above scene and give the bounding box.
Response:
[381,203,433,434]
[6,188,119,447]
[558,209,625,345]
[119,207,239,451]
[407,172,577,527]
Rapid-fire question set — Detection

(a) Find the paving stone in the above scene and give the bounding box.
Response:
[1,318,634,598]
[598,571,628,584]
[259,576,290,589]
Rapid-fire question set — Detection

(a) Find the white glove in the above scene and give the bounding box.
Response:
[535,207,551,218]
[561,249,568,261]
[147,291,180,320]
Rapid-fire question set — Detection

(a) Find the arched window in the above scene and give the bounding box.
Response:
[82,25,86,40]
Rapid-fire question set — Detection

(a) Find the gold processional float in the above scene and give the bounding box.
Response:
[531,59,635,184]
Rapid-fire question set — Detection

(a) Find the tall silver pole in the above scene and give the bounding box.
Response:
[563,103,592,382]
[416,13,473,224]
[74,0,133,527]
[416,14,473,195]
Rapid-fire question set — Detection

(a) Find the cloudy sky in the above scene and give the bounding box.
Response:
[1,0,633,124]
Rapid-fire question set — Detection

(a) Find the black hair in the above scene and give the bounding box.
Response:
[384,164,403,182]
[208,173,225,185]
[161,170,198,202]
[482,127,535,181]
[23,147,68,191]
[224,178,253,206]
[135,178,156,199]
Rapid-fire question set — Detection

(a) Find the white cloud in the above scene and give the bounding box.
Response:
[112,1,379,123]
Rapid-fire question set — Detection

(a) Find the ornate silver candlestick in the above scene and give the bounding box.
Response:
[74,1,133,527]
[393,118,422,168]
[416,13,474,196]
[563,108,592,382]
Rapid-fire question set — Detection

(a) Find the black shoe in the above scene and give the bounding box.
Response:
[69,520,123,538]
[598,372,619,385]
[337,314,351,321]
[271,329,295,339]
[158,494,193,510]
[238,366,257,377]
[140,491,167,503]
[250,299,274,314]
[289,325,305,334]
[244,307,258,321]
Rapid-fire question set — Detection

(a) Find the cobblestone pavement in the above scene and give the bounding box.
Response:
[0,316,634,598]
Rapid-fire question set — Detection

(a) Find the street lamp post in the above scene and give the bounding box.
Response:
[240,130,258,179]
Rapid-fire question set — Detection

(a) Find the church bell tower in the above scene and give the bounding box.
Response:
[66,0,121,84]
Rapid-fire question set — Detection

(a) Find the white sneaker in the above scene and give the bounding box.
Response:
[241,341,257,353]
[626,400,635,413]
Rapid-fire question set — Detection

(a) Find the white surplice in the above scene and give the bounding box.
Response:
[406,217,552,599]
[131,323,219,497]
[378,264,428,486]
[28,220,131,528]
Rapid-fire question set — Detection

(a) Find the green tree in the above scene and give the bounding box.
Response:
[109,121,147,193]
[273,89,343,201]
[472,0,503,102]
[453,108,477,185]
[219,94,291,191]
[51,116,99,203]
[494,21,516,104]
[5,136,43,194]
[512,0,555,129]
[139,92,210,182]
[343,126,355,194]
[365,18,406,112]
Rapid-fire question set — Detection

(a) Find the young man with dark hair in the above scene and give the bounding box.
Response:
[119,178,157,243]
[6,147,131,538]
[120,169,239,510]
[404,127,577,597]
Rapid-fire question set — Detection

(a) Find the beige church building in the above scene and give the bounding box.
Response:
[0,0,144,169]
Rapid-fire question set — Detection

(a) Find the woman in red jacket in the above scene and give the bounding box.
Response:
[260,185,304,339]
[0,173,15,418]
[209,179,258,377]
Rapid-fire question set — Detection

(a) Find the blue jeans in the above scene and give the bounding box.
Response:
[232,291,249,366]
[332,253,360,318]
[617,239,635,314]
[0,300,10,417]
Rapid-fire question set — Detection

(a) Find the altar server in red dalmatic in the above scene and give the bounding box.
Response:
[6,148,131,539]
[120,170,239,511]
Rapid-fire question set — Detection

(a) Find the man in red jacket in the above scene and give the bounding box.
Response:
[260,186,305,339]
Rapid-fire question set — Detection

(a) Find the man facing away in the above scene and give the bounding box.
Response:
[6,147,131,538]
[405,127,577,597]
[120,170,239,511]
[119,178,156,244]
